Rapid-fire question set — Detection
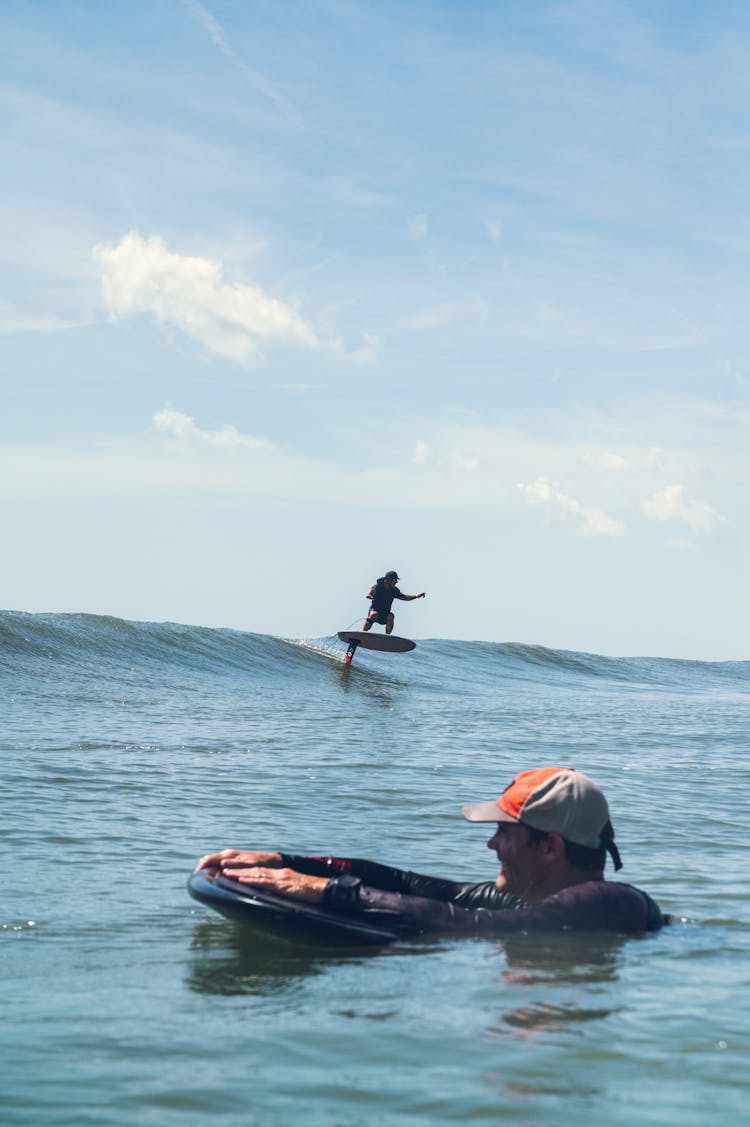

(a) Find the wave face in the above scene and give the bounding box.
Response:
[2,609,747,691]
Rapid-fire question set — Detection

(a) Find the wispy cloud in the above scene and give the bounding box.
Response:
[412,440,430,465]
[584,452,629,471]
[182,0,290,113]
[644,447,665,469]
[0,314,90,335]
[400,294,718,353]
[93,232,335,362]
[351,332,379,363]
[484,219,503,242]
[153,408,275,450]
[403,295,491,332]
[518,475,625,537]
[411,440,479,472]
[642,484,726,536]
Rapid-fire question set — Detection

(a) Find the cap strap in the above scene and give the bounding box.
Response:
[606,841,622,871]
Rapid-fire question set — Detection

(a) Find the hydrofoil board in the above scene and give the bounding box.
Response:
[337,630,416,653]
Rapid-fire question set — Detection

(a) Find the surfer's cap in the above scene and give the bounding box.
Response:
[385,570,400,580]
[462,767,622,869]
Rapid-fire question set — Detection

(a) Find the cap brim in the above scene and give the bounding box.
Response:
[462,801,518,823]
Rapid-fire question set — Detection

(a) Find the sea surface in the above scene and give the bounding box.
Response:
[1,609,749,1126]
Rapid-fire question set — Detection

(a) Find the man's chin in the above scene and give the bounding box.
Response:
[496,870,522,897]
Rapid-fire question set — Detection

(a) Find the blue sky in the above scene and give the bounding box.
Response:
[2,0,748,658]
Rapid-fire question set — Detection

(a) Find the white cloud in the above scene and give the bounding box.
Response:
[409,214,428,240]
[412,440,430,465]
[585,452,629,471]
[447,454,480,472]
[642,484,725,536]
[153,408,275,451]
[644,446,665,469]
[518,475,625,537]
[642,483,682,522]
[411,439,479,472]
[93,232,331,362]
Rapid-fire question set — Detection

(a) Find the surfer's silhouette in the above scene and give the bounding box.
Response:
[362,570,426,636]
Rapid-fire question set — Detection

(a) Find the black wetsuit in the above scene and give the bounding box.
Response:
[369,579,403,623]
[279,853,665,936]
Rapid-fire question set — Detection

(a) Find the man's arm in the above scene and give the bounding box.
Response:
[210,873,661,935]
[396,591,426,601]
[203,867,540,933]
[195,851,517,907]
[280,854,517,907]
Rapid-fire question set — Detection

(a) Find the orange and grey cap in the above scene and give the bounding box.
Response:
[462,767,622,869]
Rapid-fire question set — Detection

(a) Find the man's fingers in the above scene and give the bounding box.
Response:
[223,865,271,885]
[195,849,282,872]
[195,850,231,871]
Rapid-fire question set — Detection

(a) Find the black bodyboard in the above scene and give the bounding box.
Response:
[188,871,399,946]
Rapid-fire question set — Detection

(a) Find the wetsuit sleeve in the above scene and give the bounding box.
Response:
[278,853,416,884]
[323,878,664,935]
[277,853,520,908]
[278,853,422,885]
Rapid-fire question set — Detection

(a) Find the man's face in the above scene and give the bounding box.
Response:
[487,821,547,899]
[385,576,397,587]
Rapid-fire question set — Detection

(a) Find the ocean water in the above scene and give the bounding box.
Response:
[1,609,749,1126]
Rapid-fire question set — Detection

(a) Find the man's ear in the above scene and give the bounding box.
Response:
[543,831,566,864]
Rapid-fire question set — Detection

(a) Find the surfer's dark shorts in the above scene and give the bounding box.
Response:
[369,610,390,625]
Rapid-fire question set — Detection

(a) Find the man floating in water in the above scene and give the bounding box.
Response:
[363,570,426,635]
[195,767,666,935]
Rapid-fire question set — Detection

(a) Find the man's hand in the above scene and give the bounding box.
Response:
[194,849,283,873]
[221,865,329,904]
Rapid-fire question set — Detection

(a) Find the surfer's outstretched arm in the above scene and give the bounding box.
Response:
[397,591,426,601]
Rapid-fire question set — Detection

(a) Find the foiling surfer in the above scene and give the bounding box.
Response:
[363,570,426,635]
[342,569,426,664]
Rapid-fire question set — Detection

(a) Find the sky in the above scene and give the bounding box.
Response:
[2,0,749,659]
